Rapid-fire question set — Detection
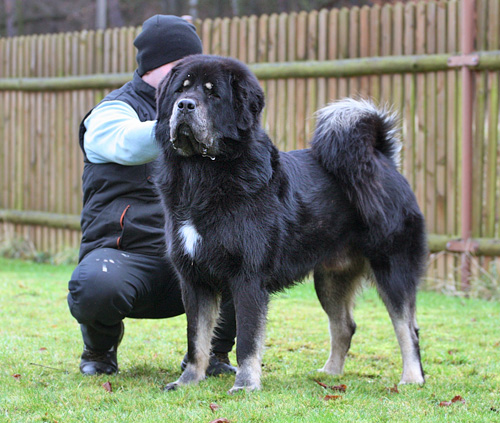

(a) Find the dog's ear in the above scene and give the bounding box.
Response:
[230,67,265,131]
[155,66,182,147]
[156,67,179,119]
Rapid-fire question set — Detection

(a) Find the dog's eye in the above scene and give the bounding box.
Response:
[183,79,191,87]
[204,82,219,98]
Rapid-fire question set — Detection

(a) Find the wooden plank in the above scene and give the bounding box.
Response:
[436,1,447,282]
[247,15,258,63]
[202,18,212,54]
[369,5,380,100]
[485,0,500,237]
[211,18,222,56]
[276,12,288,150]
[471,0,488,238]
[380,4,392,103]
[27,36,37,247]
[425,2,437,236]
[359,6,371,97]
[0,90,5,211]
[229,17,239,58]
[445,0,459,282]
[46,33,57,252]
[257,14,269,63]
[267,14,278,143]
[403,1,416,183]
[27,36,37,220]
[258,14,269,131]
[472,90,487,237]
[295,11,307,149]
[126,27,135,72]
[306,10,318,140]
[286,12,297,150]
[338,7,349,97]
[317,8,328,108]
[34,34,43,251]
[238,17,248,62]
[348,7,360,95]
[414,1,427,218]
[118,28,126,72]
[0,38,5,77]
[219,18,230,57]
[95,29,104,73]
[103,28,111,74]
[392,3,404,130]
[327,9,338,102]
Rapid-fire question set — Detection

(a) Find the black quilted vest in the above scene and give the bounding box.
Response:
[78,71,165,261]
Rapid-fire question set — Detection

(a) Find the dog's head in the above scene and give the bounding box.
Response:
[155,54,265,159]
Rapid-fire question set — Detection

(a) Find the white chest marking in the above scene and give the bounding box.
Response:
[179,222,201,258]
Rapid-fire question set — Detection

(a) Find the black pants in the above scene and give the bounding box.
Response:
[67,248,236,354]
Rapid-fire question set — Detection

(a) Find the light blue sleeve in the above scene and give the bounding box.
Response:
[83,100,161,165]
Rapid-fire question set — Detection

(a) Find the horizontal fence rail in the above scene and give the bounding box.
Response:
[1,51,500,90]
[2,208,500,256]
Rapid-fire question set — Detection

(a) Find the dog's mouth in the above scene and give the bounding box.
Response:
[170,123,216,160]
[176,123,195,145]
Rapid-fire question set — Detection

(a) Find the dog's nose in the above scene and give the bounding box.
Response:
[177,98,197,113]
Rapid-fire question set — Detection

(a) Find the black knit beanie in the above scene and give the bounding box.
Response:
[134,15,203,76]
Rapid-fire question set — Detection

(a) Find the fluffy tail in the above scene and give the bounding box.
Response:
[310,98,402,226]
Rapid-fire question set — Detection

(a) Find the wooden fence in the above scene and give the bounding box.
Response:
[1,0,500,287]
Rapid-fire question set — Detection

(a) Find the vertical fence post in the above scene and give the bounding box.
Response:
[460,0,476,289]
[96,0,107,30]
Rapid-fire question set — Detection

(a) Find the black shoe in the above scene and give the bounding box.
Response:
[79,322,124,375]
[180,352,237,376]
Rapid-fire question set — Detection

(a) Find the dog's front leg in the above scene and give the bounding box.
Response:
[164,284,220,391]
[229,279,269,394]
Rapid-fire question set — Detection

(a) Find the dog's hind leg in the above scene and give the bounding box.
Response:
[228,280,269,394]
[164,285,220,391]
[314,258,365,376]
[370,256,425,385]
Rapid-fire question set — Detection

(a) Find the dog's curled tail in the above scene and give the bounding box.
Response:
[310,98,402,226]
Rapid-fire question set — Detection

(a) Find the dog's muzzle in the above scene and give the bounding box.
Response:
[169,99,216,159]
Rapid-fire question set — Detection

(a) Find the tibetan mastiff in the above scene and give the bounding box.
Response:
[154,54,427,393]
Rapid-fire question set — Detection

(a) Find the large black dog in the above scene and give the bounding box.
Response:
[154,54,427,393]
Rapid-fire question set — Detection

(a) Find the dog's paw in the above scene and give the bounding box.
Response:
[228,384,260,395]
[399,375,425,385]
[163,381,180,392]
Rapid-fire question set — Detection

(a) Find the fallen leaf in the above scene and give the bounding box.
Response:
[439,395,465,407]
[209,419,230,423]
[209,403,220,412]
[12,374,21,380]
[324,395,342,401]
[387,384,399,394]
[314,380,347,392]
[314,380,329,389]
[451,395,465,404]
[102,381,113,393]
[439,401,452,407]
[39,347,47,351]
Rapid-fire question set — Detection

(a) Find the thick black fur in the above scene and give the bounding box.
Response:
[154,54,427,392]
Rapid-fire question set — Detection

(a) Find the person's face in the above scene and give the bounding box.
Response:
[142,60,181,89]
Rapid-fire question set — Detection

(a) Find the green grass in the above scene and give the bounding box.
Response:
[1,257,500,422]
